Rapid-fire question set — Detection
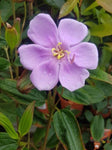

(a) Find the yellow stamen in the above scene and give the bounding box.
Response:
[52,42,70,60]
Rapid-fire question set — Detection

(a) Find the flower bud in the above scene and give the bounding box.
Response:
[5,23,18,51]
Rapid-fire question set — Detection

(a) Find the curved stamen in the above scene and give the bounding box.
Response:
[52,42,70,60]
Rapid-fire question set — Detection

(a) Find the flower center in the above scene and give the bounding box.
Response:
[52,42,70,60]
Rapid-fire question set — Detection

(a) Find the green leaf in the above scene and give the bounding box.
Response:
[0,57,10,71]
[86,21,112,37]
[96,0,112,14]
[58,85,105,105]
[46,0,64,8]
[104,142,112,150]
[0,79,46,107]
[84,110,93,122]
[90,115,104,141]
[18,101,35,137]
[83,1,98,13]
[33,128,46,145]
[0,102,16,123]
[0,132,18,150]
[0,112,18,139]
[53,109,85,150]
[100,46,112,70]
[59,0,78,19]
[106,119,112,129]
[89,68,112,85]
[0,36,7,48]
[95,81,112,97]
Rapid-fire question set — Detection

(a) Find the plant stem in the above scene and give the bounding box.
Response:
[28,2,33,17]
[42,112,53,150]
[11,0,16,23]
[28,132,30,150]
[4,47,14,79]
[30,143,38,150]
[21,2,27,33]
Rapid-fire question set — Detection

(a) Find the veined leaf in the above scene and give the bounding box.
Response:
[89,68,112,85]
[18,101,35,137]
[90,115,104,141]
[0,132,18,150]
[53,109,85,150]
[0,112,18,139]
[59,0,78,19]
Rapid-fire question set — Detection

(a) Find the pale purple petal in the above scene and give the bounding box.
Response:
[58,19,88,46]
[28,13,58,48]
[70,42,98,69]
[18,44,52,70]
[30,60,59,91]
[59,62,89,91]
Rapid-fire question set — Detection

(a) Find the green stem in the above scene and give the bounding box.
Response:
[28,2,33,17]
[27,132,30,150]
[15,49,19,79]
[30,143,38,150]
[21,2,27,33]
[11,0,16,23]
[42,112,53,150]
[4,47,14,79]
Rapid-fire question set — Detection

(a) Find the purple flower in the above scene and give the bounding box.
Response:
[18,13,98,91]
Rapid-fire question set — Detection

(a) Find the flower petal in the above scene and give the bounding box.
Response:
[30,60,59,91]
[18,44,52,70]
[58,19,88,46]
[28,13,58,48]
[59,62,89,91]
[70,42,98,69]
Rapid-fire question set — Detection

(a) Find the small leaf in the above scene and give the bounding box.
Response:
[59,0,78,19]
[0,57,10,71]
[84,110,93,122]
[96,0,112,14]
[0,132,18,150]
[90,115,104,141]
[18,101,35,137]
[0,112,18,139]
[53,109,85,150]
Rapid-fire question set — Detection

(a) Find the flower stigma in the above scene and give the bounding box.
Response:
[52,42,70,60]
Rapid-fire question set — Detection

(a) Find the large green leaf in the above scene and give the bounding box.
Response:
[53,109,85,150]
[59,0,78,18]
[0,112,18,139]
[18,101,35,137]
[89,68,112,85]
[58,85,105,105]
[0,132,18,150]
[0,57,10,71]
[0,79,46,106]
[90,115,104,141]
